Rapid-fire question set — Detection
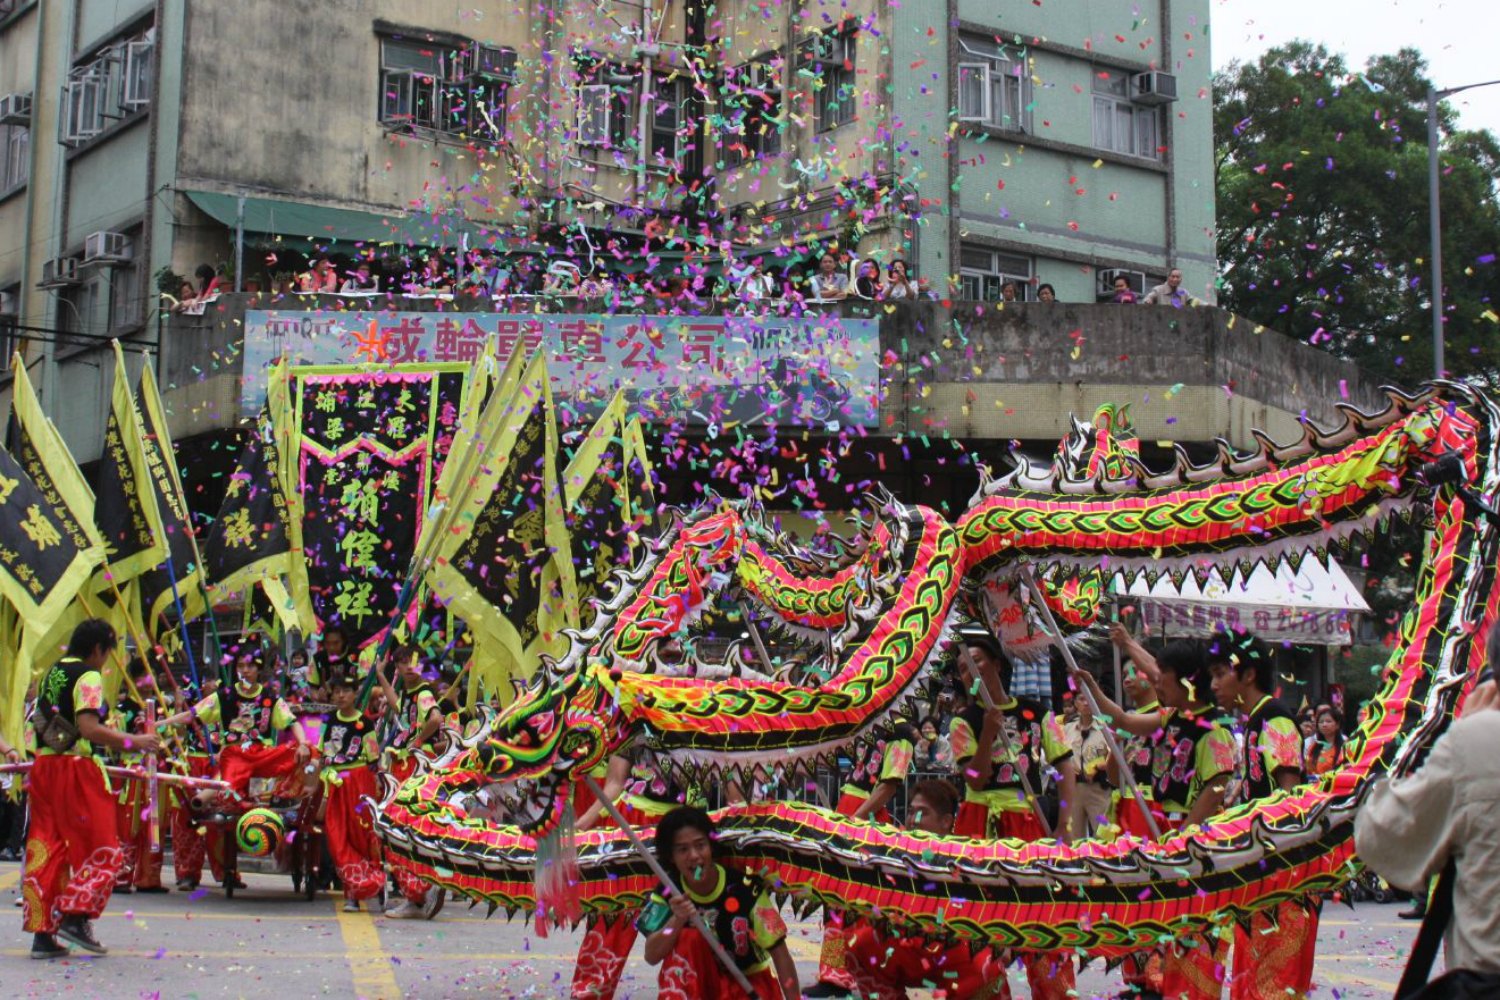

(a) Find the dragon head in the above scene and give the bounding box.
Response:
[478,659,628,835]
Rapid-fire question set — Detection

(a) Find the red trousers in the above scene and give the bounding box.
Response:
[814,791,891,989]
[116,776,164,889]
[170,753,224,885]
[847,923,1007,999]
[1113,799,1229,998]
[953,803,1077,1000]
[22,755,125,934]
[655,926,784,1000]
[571,800,661,999]
[218,742,302,801]
[1229,901,1318,1000]
[386,756,433,905]
[324,767,385,901]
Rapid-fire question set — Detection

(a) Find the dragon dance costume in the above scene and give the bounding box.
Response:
[22,658,124,936]
[192,682,303,802]
[385,678,442,908]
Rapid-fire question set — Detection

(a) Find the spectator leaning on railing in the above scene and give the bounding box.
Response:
[1141,268,1197,307]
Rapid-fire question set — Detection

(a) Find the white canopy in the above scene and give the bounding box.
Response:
[1115,559,1371,646]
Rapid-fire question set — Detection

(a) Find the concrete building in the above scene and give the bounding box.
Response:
[2,0,1231,474]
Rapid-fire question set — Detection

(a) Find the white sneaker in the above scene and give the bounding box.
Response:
[384,899,422,919]
[342,899,360,913]
[421,884,446,920]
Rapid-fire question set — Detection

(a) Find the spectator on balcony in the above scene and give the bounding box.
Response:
[1037,283,1057,303]
[809,254,849,303]
[194,264,225,301]
[1110,275,1138,304]
[852,260,883,300]
[885,260,917,300]
[297,258,338,293]
[1000,281,1020,302]
[737,260,777,305]
[169,279,200,314]
[407,255,452,296]
[339,262,379,294]
[542,261,582,297]
[578,269,612,299]
[1142,268,1196,307]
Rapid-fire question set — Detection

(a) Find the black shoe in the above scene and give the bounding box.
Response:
[114,885,134,895]
[801,984,854,999]
[136,885,170,894]
[1399,905,1426,920]
[223,876,248,890]
[30,933,70,960]
[56,916,107,955]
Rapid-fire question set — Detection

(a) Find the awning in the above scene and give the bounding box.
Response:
[184,190,498,250]
[1115,559,1371,646]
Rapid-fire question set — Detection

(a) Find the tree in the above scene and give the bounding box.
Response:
[1214,43,1500,386]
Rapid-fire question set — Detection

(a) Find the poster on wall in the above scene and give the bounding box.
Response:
[241,310,881,428]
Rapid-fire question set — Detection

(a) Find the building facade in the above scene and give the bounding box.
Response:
[0,0,1216,457]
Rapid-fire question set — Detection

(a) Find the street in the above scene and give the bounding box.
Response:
[1,861,1417,998]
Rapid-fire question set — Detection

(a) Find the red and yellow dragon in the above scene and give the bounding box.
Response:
[375,384,1500,957]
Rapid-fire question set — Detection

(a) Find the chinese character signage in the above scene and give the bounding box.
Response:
[242,311,881,428]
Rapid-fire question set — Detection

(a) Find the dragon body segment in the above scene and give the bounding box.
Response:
[377,384,1500,955]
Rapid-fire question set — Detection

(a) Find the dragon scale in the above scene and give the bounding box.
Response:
[377,384,1500,956]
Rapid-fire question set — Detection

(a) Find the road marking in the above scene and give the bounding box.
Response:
[0,869,19,892]
[333,896,403,998]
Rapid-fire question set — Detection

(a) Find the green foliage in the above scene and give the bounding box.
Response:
[1214,43,1500,385]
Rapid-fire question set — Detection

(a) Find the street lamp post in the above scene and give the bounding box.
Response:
[1427,78,1500,379]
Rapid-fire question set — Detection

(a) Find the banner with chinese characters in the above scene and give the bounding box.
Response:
[293,366,470,638]
[241,311,881,428]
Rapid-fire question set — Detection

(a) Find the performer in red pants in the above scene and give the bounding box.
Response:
[846,780,1008,1000]
[111,659,166,893]
[806,727,915,997]
[570,749,703,999]
[315,674,384,911]
[23,620,162,959]
[162,653,311,804]
[374,645,447,919]
[949,637,1079,1000]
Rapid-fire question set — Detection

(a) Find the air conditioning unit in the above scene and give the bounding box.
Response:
[1097,268,1147,297]
[470,44,518,80]
[39,257,80,288]
[82,230,132,265]
[0,91,31,125]
[1132,71,1178,105]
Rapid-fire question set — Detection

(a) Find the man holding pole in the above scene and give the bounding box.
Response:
[22,619,161,959]
[372,644,447,919]
[112,657,168,894]
[950,634,1078,1000]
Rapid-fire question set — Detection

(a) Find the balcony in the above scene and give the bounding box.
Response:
[153,292,1379,465]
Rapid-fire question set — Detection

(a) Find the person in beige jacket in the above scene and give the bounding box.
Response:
[1354,666,1500,976]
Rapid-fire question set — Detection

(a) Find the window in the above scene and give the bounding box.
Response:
[959,245,1033,301]
[379,38,445,128]
[799,28,856,132]
[1092,70,1159,159]
[59,26,155,147]
[59,277,101,340]
[575,59,635,150]
[108,226,144,330]
[379,36,514,144]
[723,59,783,167]
[650,77,687,163]
[957,36,1028,132]
[0,284,17,371]
[0,121,27,190]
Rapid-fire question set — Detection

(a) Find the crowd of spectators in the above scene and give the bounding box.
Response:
[169,246,1204,316]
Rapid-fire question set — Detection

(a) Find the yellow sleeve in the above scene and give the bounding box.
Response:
[879,739,913,782]
[950,716,978,764]
[1196,726,1237,784]
[193,693,222,726]
[1042,712,1072,765]
[1260,717,1303,775]
[272,699,298,732]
